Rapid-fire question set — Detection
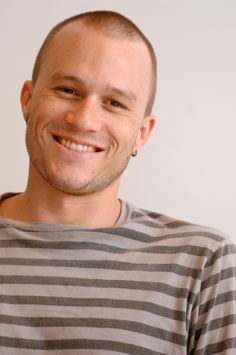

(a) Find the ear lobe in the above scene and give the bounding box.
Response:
[134,115,156,153]
[20,80,33,122]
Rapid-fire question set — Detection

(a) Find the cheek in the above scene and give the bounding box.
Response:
[29,100,63,131]
[116,125,140,152]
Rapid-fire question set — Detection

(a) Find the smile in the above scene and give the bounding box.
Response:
[55,136,102,153]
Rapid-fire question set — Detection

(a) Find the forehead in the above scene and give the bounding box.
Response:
[38,22,152,110]
[46,21,151,68]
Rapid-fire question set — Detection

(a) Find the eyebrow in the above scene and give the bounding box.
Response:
[49,72,137,103]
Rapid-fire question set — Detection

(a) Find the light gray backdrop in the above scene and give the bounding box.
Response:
[0,0,235,239]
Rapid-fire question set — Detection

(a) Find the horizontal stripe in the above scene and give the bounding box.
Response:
[194,337,236,355]
[106,227,225,243]
[194,314,236,340]
[2,240,126,252]
[202,267,236,290]
[0,315,186,346]
[131,211,162,220]
[199,291,236,315]
[146,212,163,220]
[0,276,194,299]
[0,200,235,353]
[0,283,184,308]
[0,258,202,279]
[0,295,186,321]
[0,251,209,273]
[0,239,214,258]
[0,336,166,354]
[0,227,224,246]
[165,220,193,228]
[205,243,236,267]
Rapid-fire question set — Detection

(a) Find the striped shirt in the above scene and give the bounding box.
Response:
[0,196,235,354]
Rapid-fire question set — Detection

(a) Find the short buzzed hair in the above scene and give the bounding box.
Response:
[32,10,157,115]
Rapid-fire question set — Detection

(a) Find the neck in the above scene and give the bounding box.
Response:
[1,169,122,228]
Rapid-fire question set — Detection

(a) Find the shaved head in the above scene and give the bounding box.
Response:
[32,11,157,115]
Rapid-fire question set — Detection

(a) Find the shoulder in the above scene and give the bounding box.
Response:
[122,201,234,253]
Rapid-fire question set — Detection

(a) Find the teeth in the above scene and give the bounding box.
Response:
[70,142,77,151]
[59,138,96,153]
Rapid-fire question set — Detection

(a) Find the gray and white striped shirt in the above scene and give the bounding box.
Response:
[0,197,235,354]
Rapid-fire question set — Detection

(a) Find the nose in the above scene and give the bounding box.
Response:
[64,98,103,132]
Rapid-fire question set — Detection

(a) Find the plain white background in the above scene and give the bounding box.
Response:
[0,0,235,239]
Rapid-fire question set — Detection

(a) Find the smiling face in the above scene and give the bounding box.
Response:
[21,22,155,196]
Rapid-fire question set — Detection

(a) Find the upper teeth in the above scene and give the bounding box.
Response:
[60,139,95,152]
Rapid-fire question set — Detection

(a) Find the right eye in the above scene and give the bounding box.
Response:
[57,87,79,97]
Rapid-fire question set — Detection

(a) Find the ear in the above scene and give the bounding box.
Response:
[20,80,33,122]
[134,115,156,153]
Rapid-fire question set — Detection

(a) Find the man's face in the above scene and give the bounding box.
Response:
[21,23,155,196]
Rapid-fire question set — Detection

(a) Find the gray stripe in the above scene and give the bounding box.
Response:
[205,243,236,267]
[0,295,186,321]
[0,276,194,299]
[0,239,124,252]
[106,227,224,243]
[0,225,87,233]
[146,212,163,219]
[130,211,162,220]
[0,239,213,258]
[0,336,166,354]
[0,315,186,346]
[201,267,236,290]
[199,291,236,315]
[120,209,224,240]
[0,228,224,247]
[165,221,193,228]
[194,337,236,355]
[194,314,236,340]
[0,258,202,279]
[130,211,146,219]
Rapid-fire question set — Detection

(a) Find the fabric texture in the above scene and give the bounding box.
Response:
[0,195,235,354]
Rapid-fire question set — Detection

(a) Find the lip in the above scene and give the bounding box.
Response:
[52,134,105,153]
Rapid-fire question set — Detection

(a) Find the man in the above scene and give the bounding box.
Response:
[0,10,235,355]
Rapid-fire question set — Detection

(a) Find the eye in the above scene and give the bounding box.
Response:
[63,88,75,95]
[57,87,79,97]
[109,99,125,109]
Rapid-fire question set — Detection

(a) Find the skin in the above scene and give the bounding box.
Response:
[0,22,155,227]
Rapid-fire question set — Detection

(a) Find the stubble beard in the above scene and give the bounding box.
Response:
[25,119,133,196]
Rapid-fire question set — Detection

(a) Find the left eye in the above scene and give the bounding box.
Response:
[64,88,75,94]
[110,99,124,108]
